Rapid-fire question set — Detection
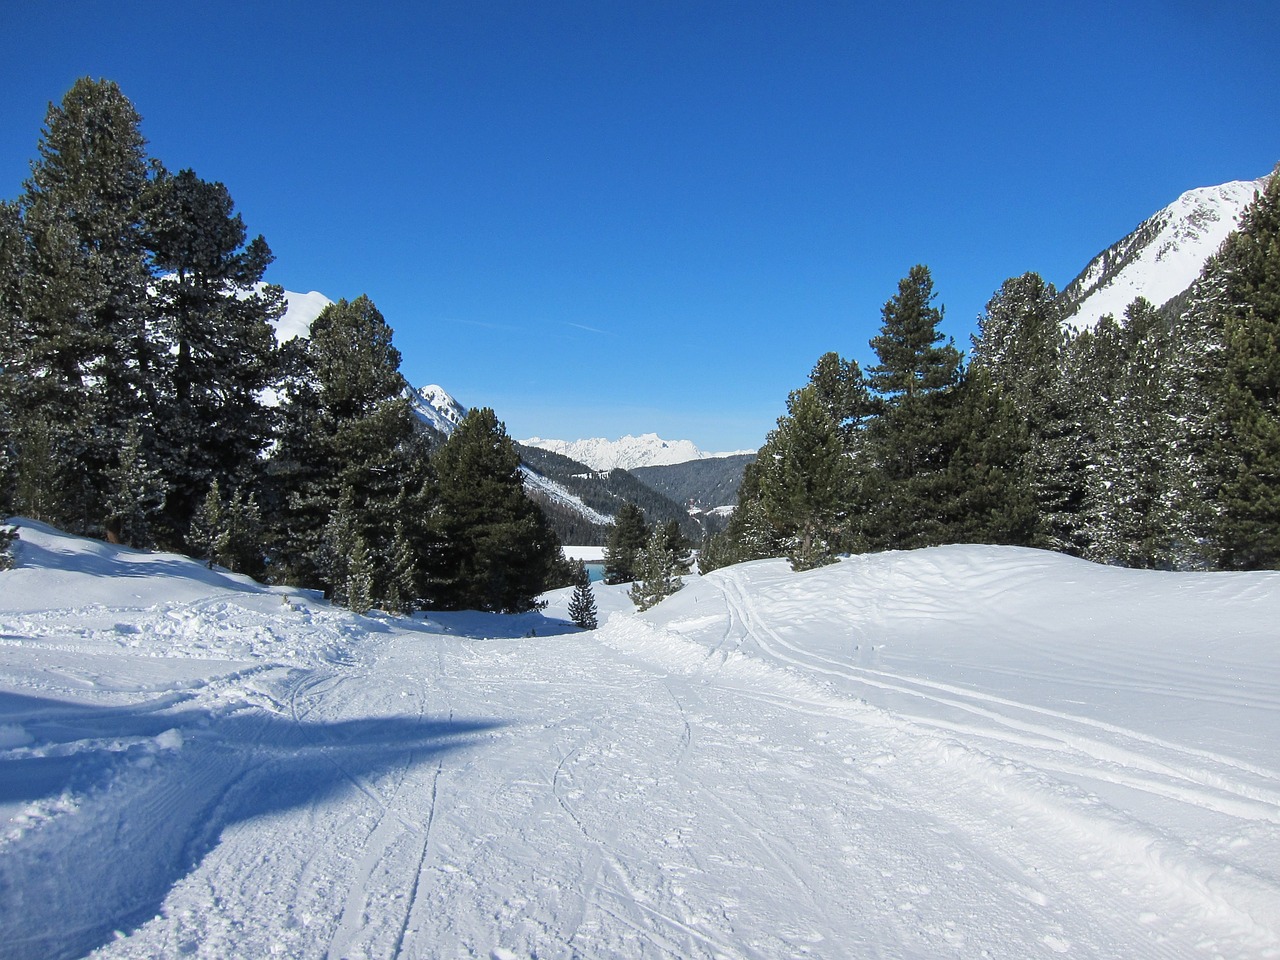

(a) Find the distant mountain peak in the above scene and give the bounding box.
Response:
[410,384,467,436]
[1059,173,1272,330]
[521,434,750,472]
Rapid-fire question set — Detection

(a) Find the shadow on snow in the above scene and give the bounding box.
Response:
[0,688,506,960]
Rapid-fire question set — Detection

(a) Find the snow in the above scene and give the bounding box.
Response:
[272,289,333,343]
[410,383,468,437]
[3,521,1278,959]
[522,433,753,471]
[1064,176,1271,330]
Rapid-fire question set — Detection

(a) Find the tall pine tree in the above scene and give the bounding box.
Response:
[268,295,430,606]
[425,407,566,613]
[15,78,158,536]
[1207,171,1280,568]
[145,167,283,542]
[861,265,964,550]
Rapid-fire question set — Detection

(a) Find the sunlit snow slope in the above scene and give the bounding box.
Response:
[1,524,1277,959]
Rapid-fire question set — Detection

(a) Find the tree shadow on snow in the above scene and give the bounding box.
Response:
[0,689,506,960]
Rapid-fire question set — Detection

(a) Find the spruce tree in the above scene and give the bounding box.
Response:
[102,419,167,548]
[567,560,599,629]
[16,78,157,536]
[1208,172,1280,568]
[969,273,1064,548]
[603,501,649,584]
[754,384,855,570]
[0,525,15,571]
[861,265,964,550]
[145,167,282,541]
[426,407,565,612]
[628,525,684,611]
[940,367,1037,546]
[267,296,430,605]
[1085,298,1182,567]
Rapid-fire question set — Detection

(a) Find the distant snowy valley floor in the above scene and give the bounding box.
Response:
[1,520,1278,959]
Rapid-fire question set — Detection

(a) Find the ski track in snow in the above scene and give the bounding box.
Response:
[1,525,1279,959]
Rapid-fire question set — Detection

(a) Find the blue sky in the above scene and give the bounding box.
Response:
[2,1,1277,451]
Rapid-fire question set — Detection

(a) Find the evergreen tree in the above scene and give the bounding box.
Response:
[861,265,964,550]
[659,519,695,575]
[102,419,167,548]
[603,501,649,584]
[754,384,856,570]
[267,295,431,606]
[1083,298,1183,567]
[0,202,27,514]
[1208,172,1280,568]
[16,78,157,536]
[191,479,267,577]
[384,519,420,615]
[145,167,283,541]
[0,525,15,571]
[567,560,599,629]
[806,350,873,446]
[629,525,684,611]
[426,407,565,612]
[969,273,1064,548]
[940,367,1037,546]
[345,534,375,616]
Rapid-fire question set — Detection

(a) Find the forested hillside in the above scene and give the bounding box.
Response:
[516,444,701,545]
[0,79,572,612]
[630,454,755,510]
[705,172,1280,575]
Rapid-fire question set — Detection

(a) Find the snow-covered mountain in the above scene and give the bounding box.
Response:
[1059,173,1272,330]
[522,433,751,471]
[409,384,467,436]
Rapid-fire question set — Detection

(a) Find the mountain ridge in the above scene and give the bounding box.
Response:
[1058,173,1272,329]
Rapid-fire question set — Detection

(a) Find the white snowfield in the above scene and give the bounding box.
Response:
[1,522,1278,959]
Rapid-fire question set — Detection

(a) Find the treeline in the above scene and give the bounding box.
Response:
[704,170,1280,574]
[0,78,571,612]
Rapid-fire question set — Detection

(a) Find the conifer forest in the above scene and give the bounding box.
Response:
[3,78,1280,617]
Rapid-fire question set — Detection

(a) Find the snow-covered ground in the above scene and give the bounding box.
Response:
[1,521,1278,959]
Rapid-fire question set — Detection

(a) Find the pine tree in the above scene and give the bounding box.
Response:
[267,295,428,604]
[861,265,964,550]
[603,501,649,584]
[102,419,167,548]
[660,519,695,575]
[0,202,27,515]
[567,560,599,629]
[145,167,282,541]
[969,272,1064,548]
[0,525,15,571]
[384,519,420,615]
[1208,171,1280,568]
[754,384,855,570]
[1084,298,1182,567]
[940,367,1037,546]
[629,525,684,610]
[425,407,565,612]
[16,78,157,536]
[346,535,375,615]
